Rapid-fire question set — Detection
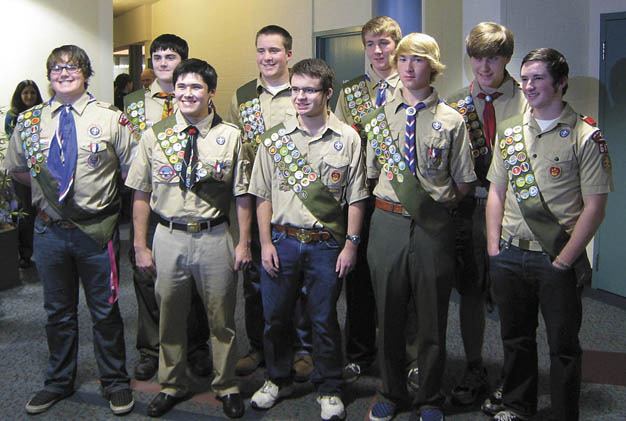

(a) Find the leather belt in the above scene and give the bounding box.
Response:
[158,215,227,233]
[273,224,331,243]
[375,198,410,217]
[504,236,543,252]
[37,210,77,229]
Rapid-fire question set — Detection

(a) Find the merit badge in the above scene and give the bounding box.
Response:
[550,166,561,178]
[158,165,175,180]
[432,121,442,131]
[216,136,225,145]
[330,170,342,183]
[559,128,570,138]
[334,141,343,151]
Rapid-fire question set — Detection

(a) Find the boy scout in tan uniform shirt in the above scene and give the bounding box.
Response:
[486,48,612,421]
[488,104,612,240]
[249,113,368,220]
[125,108,251,398]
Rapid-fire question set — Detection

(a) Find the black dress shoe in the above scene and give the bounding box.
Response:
[134,355,158,381]
[147,392,188,417]
[218,393,244,419]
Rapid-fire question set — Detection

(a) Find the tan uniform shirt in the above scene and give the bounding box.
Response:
[487,104,613,240]
[248,112,369,228]
[368,88,477,204]
[144,80,178,129]
[5,93,134,219]
[334,65,401,125]
[226,76,295,131]
[125,110,251,221]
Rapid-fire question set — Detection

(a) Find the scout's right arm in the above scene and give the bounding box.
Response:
[225,93,243,129]
[5,125,32,186]
[125,130,155,274]
[486,182,506,256]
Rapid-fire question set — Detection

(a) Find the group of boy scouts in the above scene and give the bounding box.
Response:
[3,13,612,421]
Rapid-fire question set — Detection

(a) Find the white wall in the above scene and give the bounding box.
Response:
[0,0,113,106]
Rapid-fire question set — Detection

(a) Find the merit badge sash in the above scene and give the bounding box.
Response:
[259,123,347,242]
[153,114,231,216]
[448,90,491,182]
[362,107,450,234]
[341,75,376,142]
[497,115,591,281]
[236,79,266,152]
[123,89,147,140]
[16,103,118,248]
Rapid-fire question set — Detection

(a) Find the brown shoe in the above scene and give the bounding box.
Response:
[293,354,313,382]
[235,350,263,376]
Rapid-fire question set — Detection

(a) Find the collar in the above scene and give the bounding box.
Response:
[471,72,519,99]
[174,109,222,138]
[150,80,173,97]
[283,112,343,138]
[525,102,577,132]
[50,91,93,116]
[391,87,440,115]
[257,75,291,96]
[366,65,400,88]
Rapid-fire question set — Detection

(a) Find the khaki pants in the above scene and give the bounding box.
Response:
[153,222,239,397]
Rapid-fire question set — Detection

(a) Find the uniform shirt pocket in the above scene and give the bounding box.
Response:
[419,136,450,174]
[78,140,110,170]
[320,155,350,200]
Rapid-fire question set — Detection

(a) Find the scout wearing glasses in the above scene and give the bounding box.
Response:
[126,59,253,419]
[248,58,368,421]
[123,34,212,383]
[6,45,135,416]
[333,15,404,385]
[486,48,612,421]
[226,25,314,381]
[364,34,476,421]
[444,22,527,410]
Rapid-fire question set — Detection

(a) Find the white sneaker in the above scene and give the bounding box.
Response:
[317,395,346,420]
[250,380,293,409]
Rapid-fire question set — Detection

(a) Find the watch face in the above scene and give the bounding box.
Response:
[346,234,361,245]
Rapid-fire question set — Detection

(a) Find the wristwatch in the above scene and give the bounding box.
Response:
[345,234,361,245]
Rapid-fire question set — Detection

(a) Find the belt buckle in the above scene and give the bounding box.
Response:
[187,221,201,233]
[295,228,312,243]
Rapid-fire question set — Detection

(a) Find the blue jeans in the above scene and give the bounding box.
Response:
[260,228,343,394]
[33,217,130,395]
[490,243,582,420]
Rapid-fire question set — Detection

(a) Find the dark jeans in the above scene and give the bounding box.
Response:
[260,228,343,394]
[490,244,582,420]
[129,211,210,359]
[344,198,376,366]
[243,234,312,355]
[368,209,454,409]
[33,218,130,395]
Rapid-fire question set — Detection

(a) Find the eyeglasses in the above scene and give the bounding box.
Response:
[50,64,81,75]
[290,87,324,96]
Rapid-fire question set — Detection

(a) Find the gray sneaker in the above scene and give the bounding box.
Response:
[25,390,72,414]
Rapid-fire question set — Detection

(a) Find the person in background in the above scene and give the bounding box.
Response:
[5,80,44,268]
[114,73,132,111]
[141,68,156,91]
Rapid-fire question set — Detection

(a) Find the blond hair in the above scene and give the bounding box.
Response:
[393,33,445,82]
[361,16,402,45]
[466,22,514,59]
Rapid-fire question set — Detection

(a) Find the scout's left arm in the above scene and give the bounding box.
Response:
[336,199,365,278]
[553,194,607,268]
[112,111,136,179]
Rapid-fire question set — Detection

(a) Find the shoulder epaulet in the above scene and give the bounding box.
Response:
[96,101,118,111]
[445,86,471,106]
[580,115,597,127]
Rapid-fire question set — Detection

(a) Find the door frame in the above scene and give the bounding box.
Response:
[314,26,363,60]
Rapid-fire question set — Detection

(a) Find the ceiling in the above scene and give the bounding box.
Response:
[112,0,158,17]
